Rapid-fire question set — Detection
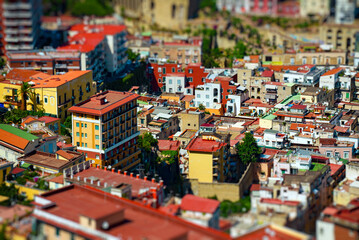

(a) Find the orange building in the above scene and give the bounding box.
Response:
[69,90,140,170]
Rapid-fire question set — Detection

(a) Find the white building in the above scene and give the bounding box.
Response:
[283,65,323,86]
[165,73,186,93]
[193,83,221,109]
[335,0,356,25]
[319,68,343,90]
[226,87,249,116]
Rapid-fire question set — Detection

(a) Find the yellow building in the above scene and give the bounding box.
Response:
[6,182,46,200]
[0,160,13,183]
[69,90,141,170]
[186,134,229,183]
[0,69,96,121]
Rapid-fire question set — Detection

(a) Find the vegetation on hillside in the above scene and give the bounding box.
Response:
[236,132,261,165]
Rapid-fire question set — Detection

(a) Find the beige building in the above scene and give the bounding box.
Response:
[319,24,359,52]
[299,0,330,17]
[149,40,202,66]
[301,87,335,107]
[142,0,201,30]
[178,109,206,132]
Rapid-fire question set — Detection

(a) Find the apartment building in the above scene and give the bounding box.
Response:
[0,69,96,120]
[319,68,344,90]
[299,0,330,17]
[7,50,81,75]
[58,24,127,85]
[69,90,141,170]
[186,133,230,183]
[193,83,221,109]
[0,0,42,54]
[149,40,202,67]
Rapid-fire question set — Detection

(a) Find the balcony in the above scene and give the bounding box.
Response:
[5,36,18,42]
[4,11,31,18]
[55,64,68,69]
[3,3,31,10]
[4,96,21,106]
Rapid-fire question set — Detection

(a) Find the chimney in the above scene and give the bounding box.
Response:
[152,178,155,183]
[160,180,164,186]
[84,177,87,183]
[112,169,115,173]
[136,174,139,179]
[97,181,101,187]
[130,173,133,178]
[97,165,100,169]
[104,167,107,171]
[104,182,108,188]
[144,176,148,181]
[124,171,127,176]
[77,176,80,181]
[118,170,121,174]
[91,179,94,184]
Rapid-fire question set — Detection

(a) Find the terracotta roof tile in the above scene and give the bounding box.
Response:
[321,67,343,76]
[181,194,220,213]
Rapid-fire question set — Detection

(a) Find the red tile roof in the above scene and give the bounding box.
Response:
[289,123,315,132]
[260,198,300,206]
[238,225,303,240]
[321,67,343,77]
[334,126,349,133]
[186,137,227,153]
[319,138,337,146]
[34,185,230,239]
[158,140,180,151]
[48,175,64,184]
[290,104,306,110]
[181,194,220,213]
[329,164,343,176]
[6,69,41,82]
[69,90,139,116]
[31,70,92,88]
[38,116,60,124]
[0,129,29,150]
[250,184,261,192]
[263,65,300,72]
[261,70,274,77]
[11,167,25,175]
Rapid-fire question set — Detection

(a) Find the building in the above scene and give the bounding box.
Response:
[31,184,230,240]
[0,0,42,54]
[18,150,84,174]
[21,116,60,134]
[317,198,359,240]
[58,24,127,85]
[319,68,344,90]
[335,0,356,25]
[0,159,13,183]
[299,0,330,17]
[149,40,202,67]
[216,0,250,14]
[178,109,206,131]
[319,138,354,160]
[180,194,220,229]
[0,124,39,163]
[319,24,359,52]
[62,162,164,207]
[7,50,82,75]
[186,133,230,183]
[69,90,141,170]
[0,69,96,120]
[142,0,201,30]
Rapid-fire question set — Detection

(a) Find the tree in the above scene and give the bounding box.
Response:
[126,49,140,62]
[236,132,261,165]
[19,82,32,111]
[198,104,206,111]
[0,57,6,69]
[138,132,158,153]
[69,0,113,17]
[64,116,72,129]
[27,90,44,112]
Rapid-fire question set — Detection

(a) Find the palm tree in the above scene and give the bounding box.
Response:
[18,82,32,111]
[27,89,43,112]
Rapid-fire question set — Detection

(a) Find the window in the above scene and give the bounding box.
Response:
[44,96,48,104]
[158,67,162,73]
[163,68,166,74]
[206,102,209,107]
[81,142,84,147]
[312,58,317,64]
[177,79,181,85]
[290,58,295,65]
[81,123,83,127]
[206,95,209,99]
[85,143,87,147]
[188,69,193,73]
[243,80,247,85]
[56,228,60,237]
[95,125,99,130]
[188,77,193,82]
[169,79,172,84]
[96,155,99,159]
[95,135,99,140]
[76,122,79,127]
[202,78,205,82]
[338,57,342,64]
[96,144,99,150]
[81,133,84,137]
[344,151,349,159]
[85,124,87,128]
[302,58,307,64]
[172,67,175,73]
[197,94,201,98]
[158,78,161,83]
[76,142,80,147]
[76,132,79,137]
[85,133,87,138]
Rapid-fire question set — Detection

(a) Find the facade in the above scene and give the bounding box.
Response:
[335,0,356,25]
[0,0,42,54]
[0,124,39,163]
[194,83,221,109]
[319,24,359,52]
[299,0,330,17]
[186,133,230,183]
[7,50,82,75]
[0,69,96,120]
[142,0,201,30]
[319,68,344,90]
[149,40,202,67]
[178,109,206,131]
[69,90,141,170]
[0,159,13,183]
[319,138,354,160]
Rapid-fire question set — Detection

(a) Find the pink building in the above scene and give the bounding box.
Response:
[319,138,354,161]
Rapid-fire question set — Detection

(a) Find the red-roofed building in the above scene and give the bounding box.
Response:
[237,224,311,240]
[32,184,231,240]
[186,134,229,183]
[320,68,344,90]
[158,140,180,151]
[58,24,127,84]
[68,90,140,169]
